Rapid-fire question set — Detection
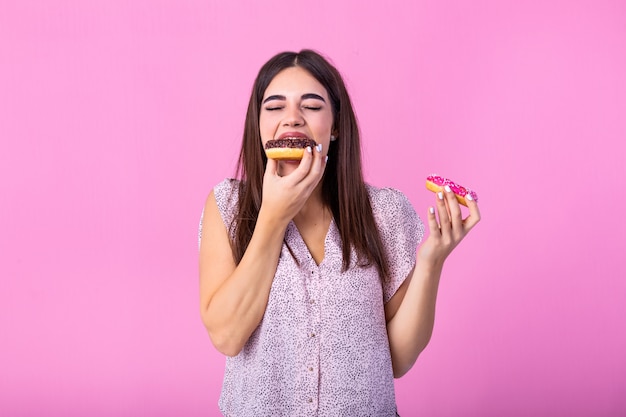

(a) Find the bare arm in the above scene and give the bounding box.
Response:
[199,192,287,356]
[199,147,326,356]
[385,185,481,377]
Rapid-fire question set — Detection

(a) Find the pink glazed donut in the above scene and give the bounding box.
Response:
[426,175,478,207]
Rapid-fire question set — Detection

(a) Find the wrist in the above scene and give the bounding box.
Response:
[415,254,444,276]
[257,207,290,233]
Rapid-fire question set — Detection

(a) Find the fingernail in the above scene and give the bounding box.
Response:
[306,146,312,153]
[316,144,323,153]
[466,193,473,201]
[438,191,443,200]
[429,207,435,214]
[444,185,452,193]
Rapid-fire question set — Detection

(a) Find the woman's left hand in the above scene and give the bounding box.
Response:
[387,187,480,377]
[418,186,481,267]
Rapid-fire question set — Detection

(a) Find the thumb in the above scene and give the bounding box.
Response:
[265,157,278,177]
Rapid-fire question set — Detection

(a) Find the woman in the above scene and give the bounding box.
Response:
[199,49,480,416]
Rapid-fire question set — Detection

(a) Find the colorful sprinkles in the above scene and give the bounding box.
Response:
[426,174,478,202]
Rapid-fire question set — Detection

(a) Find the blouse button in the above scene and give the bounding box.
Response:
[310,333,316,338]
[308,367,313,372]
[307,398,313,403]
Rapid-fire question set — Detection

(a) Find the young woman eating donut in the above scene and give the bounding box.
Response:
[198,49,481,416]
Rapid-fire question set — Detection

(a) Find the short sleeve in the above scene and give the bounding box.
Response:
[369,186,424,303]
[198,178,240,250]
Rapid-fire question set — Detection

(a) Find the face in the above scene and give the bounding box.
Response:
[259,66,334,174]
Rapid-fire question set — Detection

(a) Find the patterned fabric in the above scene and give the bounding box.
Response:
[200,178,424,417]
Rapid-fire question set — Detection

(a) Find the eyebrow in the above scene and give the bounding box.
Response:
[262,93,327,104]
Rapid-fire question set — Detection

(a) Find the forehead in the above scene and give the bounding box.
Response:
[263,67,328,98]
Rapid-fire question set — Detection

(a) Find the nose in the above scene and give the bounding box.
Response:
[282,105,304,127]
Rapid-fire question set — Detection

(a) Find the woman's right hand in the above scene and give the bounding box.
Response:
[260,144,327,224]
[200,144,327,357]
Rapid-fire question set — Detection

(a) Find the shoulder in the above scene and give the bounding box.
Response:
[366,184,414,216]
[212,178,240,214]
[200,178,241,238]
[366,183,424,241]
[213,178,240,201]
[366,184,424,301]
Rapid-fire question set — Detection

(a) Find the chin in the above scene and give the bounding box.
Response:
[276,160,300,175]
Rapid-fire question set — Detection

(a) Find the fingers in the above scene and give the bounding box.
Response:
[298,145,316,175]
[265,157,278,177]
[443,185,464,238]
[426,205,440,236]
[290,143,326,186]
[463,194,481,232]
[434,189,450,234]
[307,143,327,180]
[433,186,480,241]
[265,144,327,195]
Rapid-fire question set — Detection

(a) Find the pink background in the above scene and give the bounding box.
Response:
[1,0,625,416]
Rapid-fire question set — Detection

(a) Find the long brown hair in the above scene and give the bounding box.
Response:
[231,49,389,280]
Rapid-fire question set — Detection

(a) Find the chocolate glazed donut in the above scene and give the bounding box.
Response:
[265,138,317,160]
